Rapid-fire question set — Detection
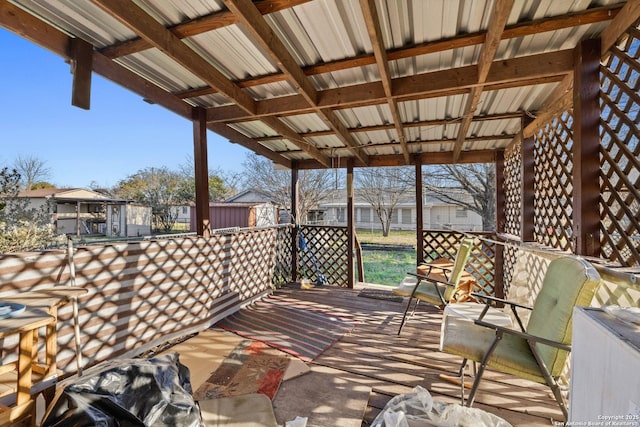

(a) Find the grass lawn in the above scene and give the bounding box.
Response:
[361,249,416,286]
[356,229,416,246]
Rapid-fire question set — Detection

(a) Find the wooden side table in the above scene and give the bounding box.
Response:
[0,309,54,426]
[2,287,88,380]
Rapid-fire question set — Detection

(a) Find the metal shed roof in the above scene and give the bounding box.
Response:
[1,0,633,169]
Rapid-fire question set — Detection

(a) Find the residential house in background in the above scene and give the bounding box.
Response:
[315,189,483,231]
[18,188,152,237]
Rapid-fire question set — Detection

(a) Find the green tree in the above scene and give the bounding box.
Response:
[0,167,61,253]
[177,157,236,202]
[115,167,189,232]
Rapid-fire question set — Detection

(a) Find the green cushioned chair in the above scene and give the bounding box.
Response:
[440,256,601,419]
[393,238,474,335]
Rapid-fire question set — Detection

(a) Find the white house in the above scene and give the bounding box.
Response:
[315,189,484,232]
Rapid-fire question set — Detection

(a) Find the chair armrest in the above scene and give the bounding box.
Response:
[419,262,454,273]
[471,293,533,311]
[474,319,571,352]
[407,272,455,287]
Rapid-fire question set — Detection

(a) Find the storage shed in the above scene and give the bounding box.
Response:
[190,202,279,231]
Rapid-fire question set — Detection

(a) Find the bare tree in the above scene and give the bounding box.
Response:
[13,155,51,191]
[356,167,414,236]
[241,153,338,223]
[423,163,496,231]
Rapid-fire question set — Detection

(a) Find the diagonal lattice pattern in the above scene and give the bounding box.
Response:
[298,225,349,287]
[273,225,293,287]
[503,142,522,237]
[600,22,640,266]
[533,111,575,252]
[422,230,497,297]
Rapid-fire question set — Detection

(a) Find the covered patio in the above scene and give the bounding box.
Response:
[1,0,639,425]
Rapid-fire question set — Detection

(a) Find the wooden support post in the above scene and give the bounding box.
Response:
[70,38,93,110]
[76,201,81,238]
[291,164,299,282]
[347,160,355,288]
[520,117,535,242]
[193,107,210,238]
[494,150,505,300]
[573,38,601,257]
[415,158,424,265]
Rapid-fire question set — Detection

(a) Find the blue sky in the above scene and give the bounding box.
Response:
[0,28,251,189]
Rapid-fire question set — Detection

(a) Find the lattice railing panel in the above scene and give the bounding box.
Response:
[299,225,349,286]
[533,111,574,252]
[272,225,293,287]
[503,141,522,236]
[422,230,497,297]
[502,243,520,296]
[600,22,640,266]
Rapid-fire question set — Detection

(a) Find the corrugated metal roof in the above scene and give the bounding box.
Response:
[4,0,630,168]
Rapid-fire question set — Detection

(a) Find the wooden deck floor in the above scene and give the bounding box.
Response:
[272,283,563,426]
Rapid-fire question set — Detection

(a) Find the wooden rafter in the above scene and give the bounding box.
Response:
[100,0,313,59]
[360,0,409,164]
[601,0,640,53]
[265,134,517,152]
[257,113,521,140]
[0,0,294,168]
[174,4,622,100]
[296,150,497,169]
[91,0,330,168]
[207,50,572,123]
[522,75,574,139]
[452,0,514,161]
[91,0,255,114]
[223,0,368,166]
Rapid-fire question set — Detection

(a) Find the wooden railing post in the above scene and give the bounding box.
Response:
[347,160,355,288]
[291,163,299,282]
[193,107,210,238]
[415,157,424,265]
[495,150,505,300]
[521,117,535,243]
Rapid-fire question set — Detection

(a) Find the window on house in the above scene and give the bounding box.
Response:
[391,210,399,224]
[336,208,345,222]
[182,207,188,214]
[456,207,468,218]
[360,208,371,222]
[402,208,412,224]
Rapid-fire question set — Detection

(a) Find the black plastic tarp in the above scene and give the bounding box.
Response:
[42,352,203,427]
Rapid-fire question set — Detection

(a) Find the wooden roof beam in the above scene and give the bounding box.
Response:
[257,112,523,140]
[223,0,368,166]
[296,150,497,169]
[265,134,516,151]
[100,0,312,59]
[0,0,293,168]
[91,0,256,115]
[453,0,514,162]
[360,0,409,164]
[92,0,332,167]
[177,4,622,100]
[207,123,291,168]
[601,0,640,53]
[522,74,574,139]
[207,49,572,123]
[0,0,191,119]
